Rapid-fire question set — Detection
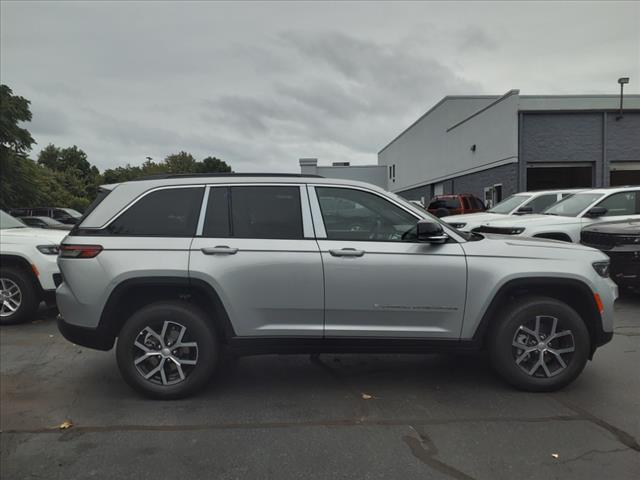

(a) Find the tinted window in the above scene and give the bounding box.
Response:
[32,208,49,216]
[597,191,638,216]
[108,187,204,236]
[203,187,231,237]
[316,187,417,242]
[526,194,560,213]
[428,198,461,210]
[230,186,303,239]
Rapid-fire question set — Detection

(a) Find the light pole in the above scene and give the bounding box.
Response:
[617,77,629,120]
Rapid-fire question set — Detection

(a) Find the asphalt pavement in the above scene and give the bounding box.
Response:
[1,294,639,479]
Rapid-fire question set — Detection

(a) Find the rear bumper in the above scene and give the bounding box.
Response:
[57,315,114,351]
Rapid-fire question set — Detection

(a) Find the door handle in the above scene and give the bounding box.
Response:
[201,246,238,255]
[329,248,365,257]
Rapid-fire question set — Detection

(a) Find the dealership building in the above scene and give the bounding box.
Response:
[301,90,640,207]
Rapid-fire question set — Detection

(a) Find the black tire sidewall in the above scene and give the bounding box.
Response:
[0,267,39,325]
[116,301,218,399]
[489,296,590,392]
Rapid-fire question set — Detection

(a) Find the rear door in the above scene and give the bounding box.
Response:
[310,185,467,339]
[189,184,324,337]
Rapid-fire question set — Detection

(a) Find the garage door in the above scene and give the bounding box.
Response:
[610,162,640,186]
[527,164,593,190]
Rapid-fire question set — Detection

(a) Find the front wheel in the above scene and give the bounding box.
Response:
[116,301,219,399]
[0,267,39,325]
[489,296,590,392]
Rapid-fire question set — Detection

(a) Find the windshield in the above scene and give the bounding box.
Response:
[488,194,529,214]
[0,210,27,229]
[543,193,604,217]
[61,208,82,217]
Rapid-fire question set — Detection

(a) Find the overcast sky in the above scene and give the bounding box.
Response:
[1,1,639,173]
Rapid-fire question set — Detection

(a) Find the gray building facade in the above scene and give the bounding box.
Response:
[378,90,640,207]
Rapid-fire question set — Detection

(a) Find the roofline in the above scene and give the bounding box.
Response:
[377,95,502,155]
[446,89,519,132]
[136,172,324,181]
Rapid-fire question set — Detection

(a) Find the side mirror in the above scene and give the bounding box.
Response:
[585,206,607,218]
[515,206,533,215]
[417,220,448,244]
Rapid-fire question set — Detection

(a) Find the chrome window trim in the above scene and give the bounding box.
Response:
[195,186,211,236]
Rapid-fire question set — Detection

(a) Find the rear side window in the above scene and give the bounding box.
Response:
[108,187,204,236]
[202,185,303,239]
[461,197,470,209]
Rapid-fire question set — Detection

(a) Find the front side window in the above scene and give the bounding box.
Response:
[203,186,304,239]
[108,187,204,236]
[543,193,604,217]
[596,191,638,216]
[316,187,417,241]
[525,194,561,213]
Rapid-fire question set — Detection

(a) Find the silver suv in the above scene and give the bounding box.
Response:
[56,174,618,399]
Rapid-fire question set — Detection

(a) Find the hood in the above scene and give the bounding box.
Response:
[582,220,640,234]
[442,212,506,224]
[480,214,580,228]
[1,227,67,244]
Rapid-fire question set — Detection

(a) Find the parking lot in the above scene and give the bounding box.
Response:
[1,294,638,479]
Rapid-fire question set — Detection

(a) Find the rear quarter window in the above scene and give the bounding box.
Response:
[106,187,204,236]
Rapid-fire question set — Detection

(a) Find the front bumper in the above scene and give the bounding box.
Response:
[57,315,115,351]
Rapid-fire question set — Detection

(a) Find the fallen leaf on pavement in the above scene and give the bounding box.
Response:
[361,393,373,400]
[59,420,73,430]
[551,453,559,459]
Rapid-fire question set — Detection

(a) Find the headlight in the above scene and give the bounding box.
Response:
[592,261,610,278]
[36,245,60,255]
[449,222,466,229]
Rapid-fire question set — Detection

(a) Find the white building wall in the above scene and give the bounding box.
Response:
[378,96,504,192]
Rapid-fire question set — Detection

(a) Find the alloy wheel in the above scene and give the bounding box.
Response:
[512,315,576,378]
[0,278,22,318]
[133,320,199,386]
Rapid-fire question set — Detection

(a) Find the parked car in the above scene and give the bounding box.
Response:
[9,207,82,225]
[472,187,640,242]
[443,189,580,231]
[19,216,73,230]
[581,220,640,291]
[57,174,617,399]
[426,194,484,217]
[0,210,66,324]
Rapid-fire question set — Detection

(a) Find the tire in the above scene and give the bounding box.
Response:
[116,301,219,399]
[488,296,590,392]
[0,267,39,325]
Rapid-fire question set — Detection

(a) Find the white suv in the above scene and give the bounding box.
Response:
[0,210,66,324]
[473,186,640,242]
[442,189,579,231]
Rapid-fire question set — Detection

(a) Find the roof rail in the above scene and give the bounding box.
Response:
[135,173,324,181]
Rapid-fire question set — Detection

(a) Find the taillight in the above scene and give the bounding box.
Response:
[59,244,103,258]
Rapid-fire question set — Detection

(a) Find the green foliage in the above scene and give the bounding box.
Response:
[0,84,232,212]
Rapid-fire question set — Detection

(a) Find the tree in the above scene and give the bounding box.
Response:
[164,151,197,173]
[197,156,232,173]
[0,84,35,155]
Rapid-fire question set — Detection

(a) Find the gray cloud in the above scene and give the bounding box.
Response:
[1,1,638,173]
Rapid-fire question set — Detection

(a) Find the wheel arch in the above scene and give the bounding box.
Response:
[98,276,235,348]
[473,277,604,358]
[0,254,42,292]
[532,232,573,243]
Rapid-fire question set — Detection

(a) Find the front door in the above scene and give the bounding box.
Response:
[309,185,467,339]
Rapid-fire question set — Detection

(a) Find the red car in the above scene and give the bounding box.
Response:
[427,194,485,217]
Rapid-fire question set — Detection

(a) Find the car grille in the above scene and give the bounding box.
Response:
[472,226,517,235]
[581,231,640,249]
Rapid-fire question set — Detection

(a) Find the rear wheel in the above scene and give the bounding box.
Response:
[489,296,590,392]
[116,301,219,399]
[0,267,39,325]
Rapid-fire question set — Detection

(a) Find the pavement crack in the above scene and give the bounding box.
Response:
[403,425,476,480]
[560,447,630,464]
[551,397,640,452]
